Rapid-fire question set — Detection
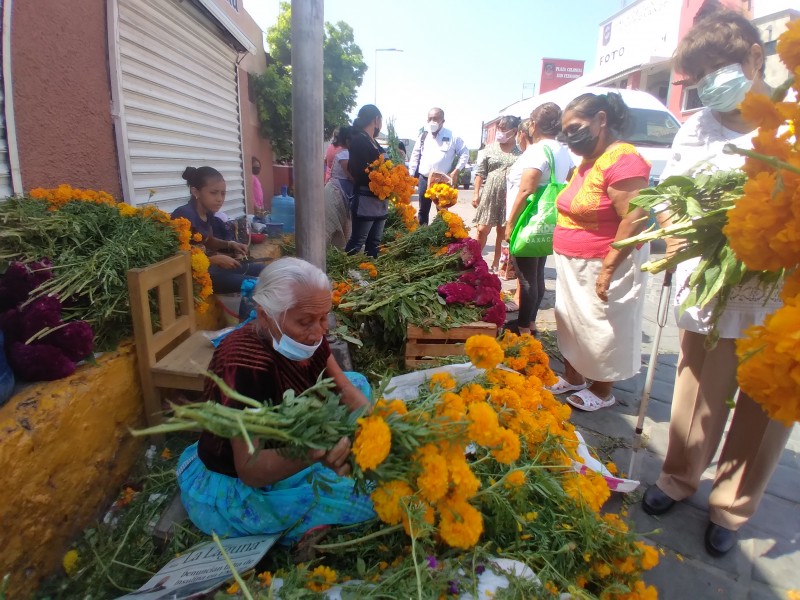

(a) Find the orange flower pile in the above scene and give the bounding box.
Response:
[331,281,352,306]
[366,155,417,204]
[358,262,378,278]
[27,185,213,314]
[441,210,469,239]
[30,184,116,211]
[723,21,800,424]
[367,156,418,232]
[424,182,459,209]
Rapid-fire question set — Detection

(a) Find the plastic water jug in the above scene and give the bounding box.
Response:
[271,185,295,234]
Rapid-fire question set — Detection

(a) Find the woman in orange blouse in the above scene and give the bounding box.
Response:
[549,93,651,412]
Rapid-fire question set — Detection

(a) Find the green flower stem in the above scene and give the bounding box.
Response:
[312,524,402,551]
[723,144,800,176]
[212,532,255,600]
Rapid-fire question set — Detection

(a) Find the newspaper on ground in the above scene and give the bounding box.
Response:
[116,534,279,600]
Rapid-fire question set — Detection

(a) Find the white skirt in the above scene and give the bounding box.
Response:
[554,247,649,382]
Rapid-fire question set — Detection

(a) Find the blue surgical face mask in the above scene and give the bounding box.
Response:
[272,319,322,361]
[697,63,752,113]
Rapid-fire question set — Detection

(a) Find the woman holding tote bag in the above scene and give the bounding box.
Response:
[505,103,573,335]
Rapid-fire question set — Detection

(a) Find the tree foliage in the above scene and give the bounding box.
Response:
[254,2,367,162]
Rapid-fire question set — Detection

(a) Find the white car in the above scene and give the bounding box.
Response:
[498,86,681,183]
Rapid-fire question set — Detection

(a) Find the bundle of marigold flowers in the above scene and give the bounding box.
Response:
[141,332,660,599]
[366,155,418,205]
[722,20,800,425]
[424,182,459,209]
[0,189,209,348]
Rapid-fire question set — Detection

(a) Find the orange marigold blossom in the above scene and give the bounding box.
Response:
[415,444,449,503]
[306,565,337,592]
[351,415,391,471]
[371,480,414,525]
[464,335,504,370]
[437,496,483,549]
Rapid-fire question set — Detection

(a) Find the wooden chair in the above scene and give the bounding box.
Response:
[127,252,215,431]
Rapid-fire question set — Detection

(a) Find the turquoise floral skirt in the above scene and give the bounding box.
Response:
[176,372,375,545]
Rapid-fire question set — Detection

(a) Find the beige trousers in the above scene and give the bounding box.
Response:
[657,330,793,530]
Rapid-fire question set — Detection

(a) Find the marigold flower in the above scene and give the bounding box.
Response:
[371,480,414,524]
[447,454,481,500]
[429,372,457,390]
[226,582,240,594]
[464,335,504,370]
[257,570,273,586]
[415,444,449,503]
[374,398,408,417]
[467,402,501,446]
[352,415,392,471]
[490,428,521,464]
[635,541,660,570]
[504,469,526,488]
[306,565,337,592]
[438,497,483,549]
[776,18,800,70]
[62,549,79,576]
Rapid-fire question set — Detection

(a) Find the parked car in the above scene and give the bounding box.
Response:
[458,165,473,189]
[497,86,681,183]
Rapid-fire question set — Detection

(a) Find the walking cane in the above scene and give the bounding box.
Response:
[628,270,673,480]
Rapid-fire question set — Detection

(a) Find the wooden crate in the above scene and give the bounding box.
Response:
[405,321,498,368]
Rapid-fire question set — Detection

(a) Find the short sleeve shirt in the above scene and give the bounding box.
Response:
[553,143,650,259]
[506,139,573,221]
[197,324,332,477]
[171,201,212,244]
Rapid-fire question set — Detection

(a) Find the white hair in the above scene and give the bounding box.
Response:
[251,257,330,317]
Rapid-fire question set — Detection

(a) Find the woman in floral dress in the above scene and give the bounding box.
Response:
[472,116,521,271]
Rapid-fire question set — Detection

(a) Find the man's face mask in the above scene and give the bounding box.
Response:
[697,63,753,113]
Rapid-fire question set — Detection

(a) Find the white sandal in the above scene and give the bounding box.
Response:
[566,388,616,412]
[548,376,588,395]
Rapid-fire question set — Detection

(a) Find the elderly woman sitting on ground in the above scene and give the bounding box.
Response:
[176,257,374,545]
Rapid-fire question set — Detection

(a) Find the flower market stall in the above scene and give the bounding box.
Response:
[0,185,219,595]
[130,333,658,600]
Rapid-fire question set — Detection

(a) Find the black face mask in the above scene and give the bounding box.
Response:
[566,126,599,157]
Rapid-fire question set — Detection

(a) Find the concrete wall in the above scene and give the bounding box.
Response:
[11,0,121,196]
[0,344,144,597]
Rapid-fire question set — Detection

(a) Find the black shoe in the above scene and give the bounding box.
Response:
[704,522,738,557]
[503,319,520,335]
[642,485,677,516]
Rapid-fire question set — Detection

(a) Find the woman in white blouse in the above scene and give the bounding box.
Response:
[505,103,573,335]
[641,9,792,559]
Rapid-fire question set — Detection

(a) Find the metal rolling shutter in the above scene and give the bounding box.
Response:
[118,0,245,216]
[0,0,13,198]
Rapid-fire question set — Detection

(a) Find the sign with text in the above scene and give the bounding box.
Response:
[539,58,586,94]
[117,534,279,600]
[593,0,681,81]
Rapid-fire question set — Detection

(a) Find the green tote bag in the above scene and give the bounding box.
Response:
[508,145,566,258]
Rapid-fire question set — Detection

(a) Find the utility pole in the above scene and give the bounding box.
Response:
[291,0,325,270]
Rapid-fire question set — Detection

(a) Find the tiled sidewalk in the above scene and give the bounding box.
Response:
[447,191,799,599]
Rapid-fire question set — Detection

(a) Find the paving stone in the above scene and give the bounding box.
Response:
[765,462,800,503]
[627,501,752,578]
[643,552,747,600]
[748,580,796,600]
[750,536,800,589]
[745,494,800,544]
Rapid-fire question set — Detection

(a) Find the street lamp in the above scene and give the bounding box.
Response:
[374,47,403,105]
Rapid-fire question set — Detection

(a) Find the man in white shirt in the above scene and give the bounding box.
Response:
[407,107,469,225]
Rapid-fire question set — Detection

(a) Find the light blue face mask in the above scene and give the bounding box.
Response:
[697,63,752,113]
[272,319,322,361]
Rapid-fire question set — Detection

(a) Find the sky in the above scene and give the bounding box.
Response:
[241,0,798,148]
[242,0,623,147]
